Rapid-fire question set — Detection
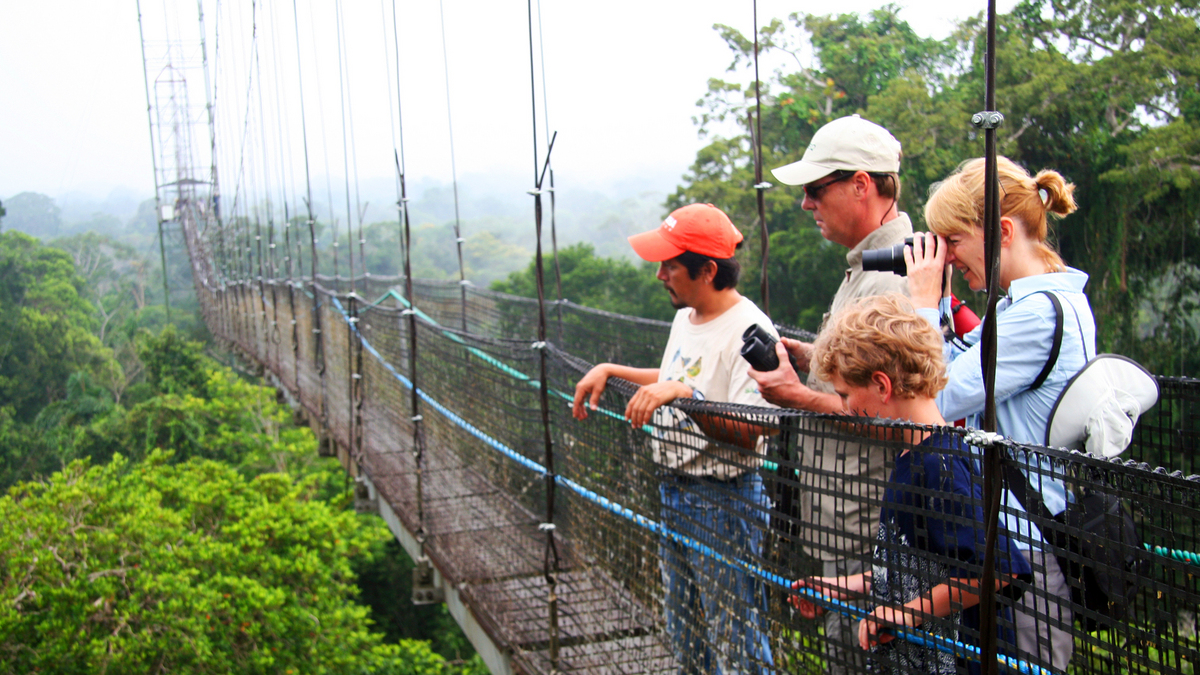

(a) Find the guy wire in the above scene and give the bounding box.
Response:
[752,0,770,317]
[334,0,356,294]
[438,0,469,331]
[535,0,564,342]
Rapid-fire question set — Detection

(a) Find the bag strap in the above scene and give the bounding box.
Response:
[1003,459,1055,523]
[1030,290,1064,391]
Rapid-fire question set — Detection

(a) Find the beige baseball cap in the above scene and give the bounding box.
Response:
[771,114,902,186]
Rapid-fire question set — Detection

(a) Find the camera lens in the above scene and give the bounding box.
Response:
[861,242,908,276]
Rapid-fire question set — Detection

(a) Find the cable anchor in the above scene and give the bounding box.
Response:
[971,111,1005,130]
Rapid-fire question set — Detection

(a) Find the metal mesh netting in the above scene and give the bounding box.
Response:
[195,273,1200,675]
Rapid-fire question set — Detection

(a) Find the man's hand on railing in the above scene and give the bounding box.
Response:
[624,381,694,428]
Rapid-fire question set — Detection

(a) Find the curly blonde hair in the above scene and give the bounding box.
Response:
[812,294,947,400]
[924,156,1077,272]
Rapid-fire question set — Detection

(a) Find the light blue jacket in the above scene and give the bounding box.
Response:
[919,269,1096,544]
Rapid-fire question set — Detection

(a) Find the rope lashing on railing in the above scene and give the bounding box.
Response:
[325,292,1057,675]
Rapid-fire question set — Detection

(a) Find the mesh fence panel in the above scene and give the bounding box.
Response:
[196,272,1200,675]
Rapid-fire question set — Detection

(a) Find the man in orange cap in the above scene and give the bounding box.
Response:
[572,203,775,674]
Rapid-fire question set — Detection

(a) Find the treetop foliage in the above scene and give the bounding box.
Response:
[0,230,118,419]
[0,451,452,674]
[671,0,1200,375]
[491,242,678,322]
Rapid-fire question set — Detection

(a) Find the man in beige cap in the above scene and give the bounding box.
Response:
[748,114,911,675]
[573,203,775,674]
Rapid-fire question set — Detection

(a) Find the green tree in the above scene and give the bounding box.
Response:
[0,451,452,674]
[1,192,61,239]
[0,231,118,419]
[492,242,676,321]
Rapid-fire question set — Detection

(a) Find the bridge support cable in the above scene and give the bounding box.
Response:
[288,0,325,426]
[136,0,172,325]
[283,204,301,393]
[398,165,433,581]
[435,0,470,332]
[527,1,561,665]
[333,0,359,297]
[532,0,564,344]
[384,0,435,588]
[975,0,1005,671]
[751,0,771,317]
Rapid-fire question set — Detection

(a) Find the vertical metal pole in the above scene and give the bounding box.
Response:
[527,1,559,666]
[976,0,1003,672]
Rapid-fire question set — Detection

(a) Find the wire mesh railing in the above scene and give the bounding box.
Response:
[194,272,1198,675]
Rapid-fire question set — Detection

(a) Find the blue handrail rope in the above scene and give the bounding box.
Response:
[319,290,1058,675]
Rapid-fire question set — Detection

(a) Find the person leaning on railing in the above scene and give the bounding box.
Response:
[903,156,1092,671]
[790,294,1031,675]
[748,114,911,675]
[571,203,775,675]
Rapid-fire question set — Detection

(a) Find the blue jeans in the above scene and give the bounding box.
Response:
[659,472,774,675]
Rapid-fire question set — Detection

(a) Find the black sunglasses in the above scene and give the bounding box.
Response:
[802,172,856,200]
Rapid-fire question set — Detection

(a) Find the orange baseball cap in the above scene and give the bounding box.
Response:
[627,203,743,261]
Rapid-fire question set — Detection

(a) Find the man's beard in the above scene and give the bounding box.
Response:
[669,297,686,310]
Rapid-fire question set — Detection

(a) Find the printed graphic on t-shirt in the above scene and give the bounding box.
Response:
[664,348,703,383]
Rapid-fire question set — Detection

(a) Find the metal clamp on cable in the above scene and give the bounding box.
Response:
[527,188,543,196]
[347,316,359,323]
[965,429,1005,447]
[459,279,471,286]
[411,414,423,423]
[753,181,773,190]
[531,341,547,350]
[971,111,1005,129]
[352,373,362,380]
[395,198,410,207]
[456,237,465,244]
[538,523,556,531]
[400,309,416,316]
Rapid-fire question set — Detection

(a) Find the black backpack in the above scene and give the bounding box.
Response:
[1004,463,1147,630]
[1003,291,1150,630]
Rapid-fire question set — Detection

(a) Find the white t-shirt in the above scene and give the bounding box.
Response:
[653,296,777,478]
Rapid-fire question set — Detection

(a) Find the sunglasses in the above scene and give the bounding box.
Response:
[802,172,856,200]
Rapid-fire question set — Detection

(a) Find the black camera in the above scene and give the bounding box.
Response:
[740,324,799,372]
[861,236,937,277]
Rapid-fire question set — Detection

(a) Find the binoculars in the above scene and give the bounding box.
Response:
[740,324,799,372]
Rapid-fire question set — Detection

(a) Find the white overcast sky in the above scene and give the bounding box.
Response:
[0,0,1015,206]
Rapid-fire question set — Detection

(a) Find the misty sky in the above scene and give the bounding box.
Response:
[0,0,1014,207]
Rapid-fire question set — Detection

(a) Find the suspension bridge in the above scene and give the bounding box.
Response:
[137,1,1200,673]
